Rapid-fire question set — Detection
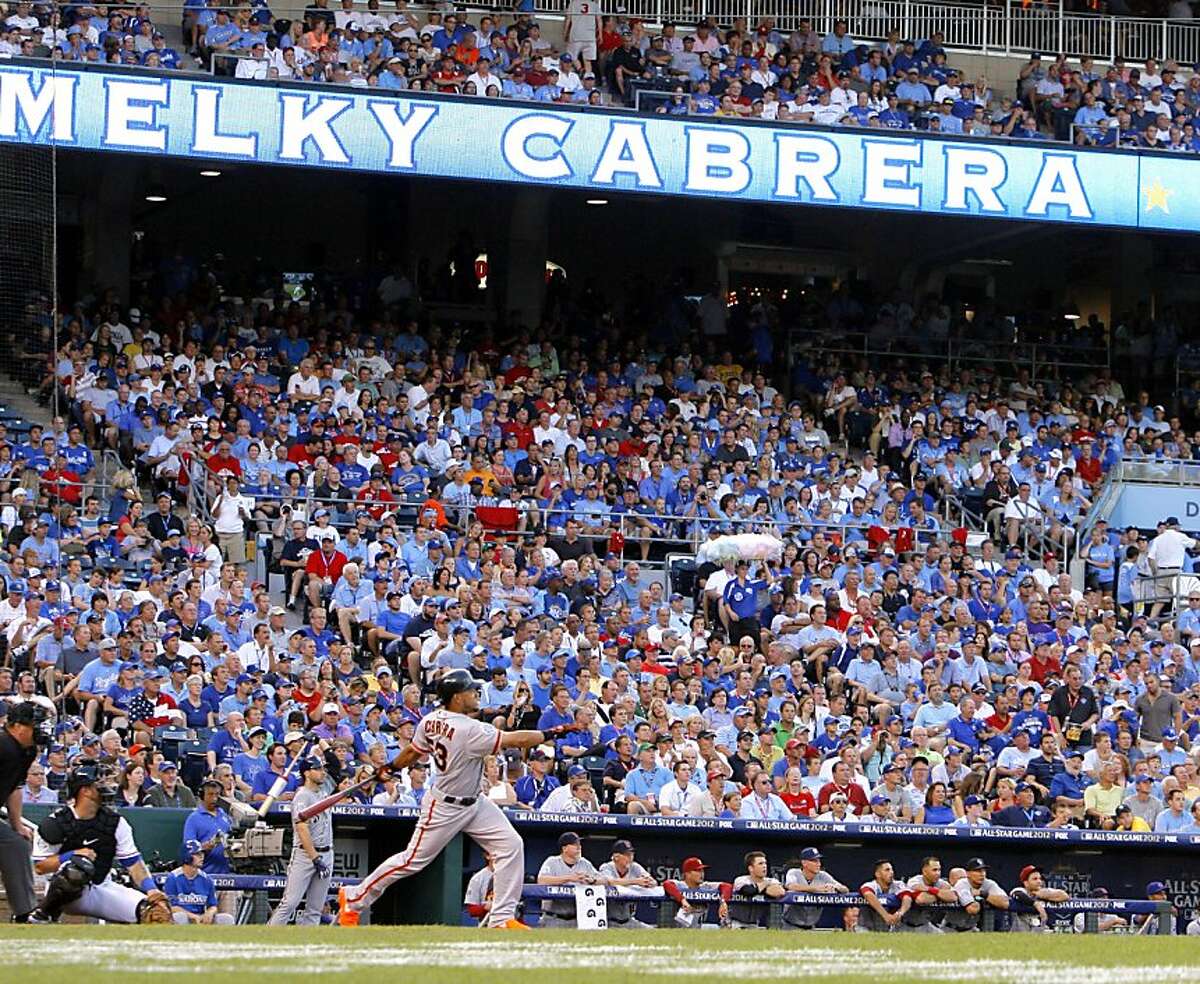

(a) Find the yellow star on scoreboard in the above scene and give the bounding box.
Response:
[1145,178,1173,214]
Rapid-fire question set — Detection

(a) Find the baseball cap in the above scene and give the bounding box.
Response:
[965,857,987,871]
[612,840,634,855]
[283,730,306,744]
[963,794,985,807]
[183,838,204,857]
[1019,864,1041,881]
[1146,880,1167,895]
[799,847,822,861]
[322,702,340,715]
[558,831,581,847]
[681,857,707,874]
[869,794,890,807]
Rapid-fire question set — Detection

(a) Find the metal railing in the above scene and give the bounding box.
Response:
[523,0,1200,66]
[1109,457,1200,485]
[38,0,1200,75]
[788,327,1111,378]
[241,487,968,556]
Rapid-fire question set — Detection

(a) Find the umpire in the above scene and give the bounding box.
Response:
[0,703,49,922]
[267,756,333,926]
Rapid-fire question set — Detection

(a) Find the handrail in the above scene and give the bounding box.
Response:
[789,327,1110,378]
[28,0,1200,69]
[254,489,963,553]
[1110,458,1200,486]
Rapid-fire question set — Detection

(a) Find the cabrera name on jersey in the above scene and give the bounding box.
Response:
[412,709,503,799]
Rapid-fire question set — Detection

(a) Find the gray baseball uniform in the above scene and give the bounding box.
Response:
[782,867,839,928]
[463,864,494,924]
[728,875,782,928]
[343,709,525,927]
[597,859,653,928]
[537,854,600,927]
[268,786,333,926]
[943,875,1004,931]
[903,874,951,931]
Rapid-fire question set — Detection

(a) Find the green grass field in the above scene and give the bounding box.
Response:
[0,925,1197,983]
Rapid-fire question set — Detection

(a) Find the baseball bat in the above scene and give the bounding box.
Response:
[256,740,313,817]
[296,772,379,821]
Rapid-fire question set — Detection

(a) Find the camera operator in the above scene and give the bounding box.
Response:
[0,702,49,921]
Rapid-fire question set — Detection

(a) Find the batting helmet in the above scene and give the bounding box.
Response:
[299,755,325,773]
[436,668,481,705]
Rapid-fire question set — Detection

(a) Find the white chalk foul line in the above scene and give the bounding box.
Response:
[1,940,1194,981]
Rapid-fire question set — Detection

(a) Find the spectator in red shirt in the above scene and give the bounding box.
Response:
[206,439,242,478]
[42,455,82,506]
[818,760,869,815]
[304,534,348,610]
[355,473,397,520]
[1027,639,1062,685]
[1074,440,1102,486]
[779,766,817,816]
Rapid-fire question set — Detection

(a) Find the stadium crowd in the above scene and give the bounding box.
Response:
[5,1,1200,148]
[0,246,1197,864]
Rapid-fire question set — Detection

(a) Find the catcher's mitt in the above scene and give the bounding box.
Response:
[137,890,172,924]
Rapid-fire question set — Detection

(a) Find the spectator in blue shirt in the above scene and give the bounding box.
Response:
[1154,787,1192,831]
[821,20,855,57]
[164,841,235,924]
[623,743,673,813]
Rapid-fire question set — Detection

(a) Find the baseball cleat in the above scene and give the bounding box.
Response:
[337,887,360,927]
[492,918,531,930]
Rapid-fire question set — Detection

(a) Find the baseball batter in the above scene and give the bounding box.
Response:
[339,669,575,929]
[269,755,333,925]
[29,768,171,923]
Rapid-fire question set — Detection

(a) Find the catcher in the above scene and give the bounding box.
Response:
[28,768,172,923]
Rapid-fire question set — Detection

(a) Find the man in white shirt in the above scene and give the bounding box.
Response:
[465,57,497,95]
[211,475,255,564]
[933,71,962,104]
[236,623,275,673]
[1148,516,1198,618]
[557,57,582,92]
[811,90,844,125]
[829,73,856,112]
[145,420,184,481]
[333,0,357,30]
[286,359,321,398]
[235,41,271,78]
[5,3,40,34]
[413,426,452,475]
[658,761,705,816]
